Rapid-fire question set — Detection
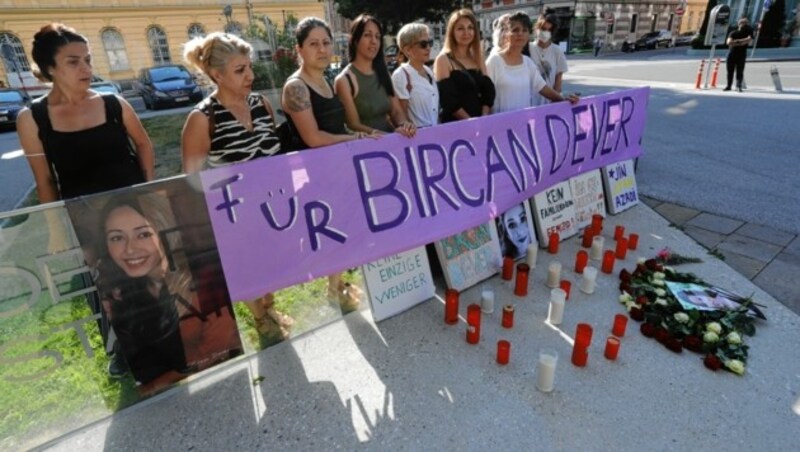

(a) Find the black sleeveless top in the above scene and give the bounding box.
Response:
[437,53,496,123]
[285,76,347,150]
[32,94,145,199]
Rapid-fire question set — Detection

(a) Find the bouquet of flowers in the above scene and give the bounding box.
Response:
[617,249,765,376]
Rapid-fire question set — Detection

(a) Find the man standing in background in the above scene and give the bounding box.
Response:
[724,17,754,92]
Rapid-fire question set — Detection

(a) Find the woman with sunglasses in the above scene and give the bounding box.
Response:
[391,23,439,128]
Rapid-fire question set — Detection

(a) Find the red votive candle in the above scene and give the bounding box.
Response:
[502,305,514,329]
[615,237,628,260]
[466,304,481,344]
[575,250,589,274]
[614,225,625,241]
[502,256,514,281]
[571,344,589,367]
[575,323,593,348]
[581,226,594,248]
[604,336,621,360]
[591,214,603,234]
[497,340,511,365]
[514,263,530,296]
[559,280,572,300]
[548,232,560,254]
[601,250,616,274]
[444,289,459,325]
[612,314,628,337]
[628,233,639,250]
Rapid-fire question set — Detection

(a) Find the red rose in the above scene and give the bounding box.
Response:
[655,328,671,344]
[640,323,656,337]
[665,338,683,353]
[629,308,645,322]
[619,269,632,283]
[645,259,658,271]
[682,336,703,353]
[704,354,722,371]
[636,295,649,306]
[619,282,631,294]
[632,267,644,278]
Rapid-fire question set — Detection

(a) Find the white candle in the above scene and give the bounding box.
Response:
[481,287,495,314]
[590,236,605,260]
[536,349,558,393]
[526,244,538,269]
[579,266,598,294]
[546,261,561,288]
[548,288,566,325]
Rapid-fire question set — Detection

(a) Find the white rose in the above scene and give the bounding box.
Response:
[664,266,674,273]
[636,257,646,264]
[725,359,745,375]
[652,279,665,287]
[653,272,666,280]
[706,322,722,334]
[674,312,690,323]
[655,298,668,306]
[726,332,742,345]
[619,293,634,303]
[655,289,666,297]
[703,331,719,343]
[625,301,638,312]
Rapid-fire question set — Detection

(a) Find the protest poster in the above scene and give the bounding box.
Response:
[570,169,606,229]
[434,222,502,291]
[531,180,578,244]
[494,201,537,260]
[362,246,435,321]
[602,159,639,214]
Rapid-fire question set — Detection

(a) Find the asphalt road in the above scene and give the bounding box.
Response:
[2,50,799,235]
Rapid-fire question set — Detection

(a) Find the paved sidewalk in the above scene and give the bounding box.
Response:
[36,203,800,451]
[642,195,799,315]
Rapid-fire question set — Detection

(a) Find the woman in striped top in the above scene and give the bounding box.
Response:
[181,32,293,341]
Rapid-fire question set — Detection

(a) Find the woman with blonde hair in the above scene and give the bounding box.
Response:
[391,22,439,128]
[181,32,292,340]
[433,8,495,123]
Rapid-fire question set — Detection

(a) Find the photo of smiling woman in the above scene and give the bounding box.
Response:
[70,188,243,396]
[495,202,536,260]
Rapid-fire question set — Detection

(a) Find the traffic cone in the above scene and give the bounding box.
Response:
[695,59,705,89]
[710,58,721,88]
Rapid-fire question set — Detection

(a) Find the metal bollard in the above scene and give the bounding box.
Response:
[770,66,783,92]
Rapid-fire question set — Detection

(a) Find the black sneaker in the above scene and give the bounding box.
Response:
[108,352,129,378]
[723,87,731,91]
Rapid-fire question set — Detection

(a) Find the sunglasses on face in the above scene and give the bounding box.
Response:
[415,39,434,49]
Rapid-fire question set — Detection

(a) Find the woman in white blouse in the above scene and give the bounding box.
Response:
[528,13,569,104]
[485,12,576,113]
[391,23,440,127]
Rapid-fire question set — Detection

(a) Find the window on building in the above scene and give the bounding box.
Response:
[0,33,31,72]
[147,26,171,65]
[630,14,638,33]
[668,14,674,31]
[688,12,694,30]
[224,22,243,36]
[607,19,615,35]
[188,24,206,39]
[100,28,130,71]
[651,14,658,32]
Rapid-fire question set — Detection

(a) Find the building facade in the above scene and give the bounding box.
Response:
[0,0,325,93]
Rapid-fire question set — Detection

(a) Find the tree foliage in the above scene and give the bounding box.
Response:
[334,0,466,32]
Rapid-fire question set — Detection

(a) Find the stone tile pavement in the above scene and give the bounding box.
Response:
[642,196,800,315]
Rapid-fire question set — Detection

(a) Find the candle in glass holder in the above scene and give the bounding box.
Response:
[497,340,511,365]
[559,280,572,300]
[536,349,558,392]
[612,314,628,337]
[615,237,628,260]
[548,232,560,254]
[501,256,514,281]
[581,226,594,248]
[480,287,495,314]
[466,304,481,344]
[575,323,594,348]
[546,261,562,288]
[614,225,625,241]
[575,250,589,274]
[548,288,566,325]
[590,236,605,260]
[526,244,538,268]
[444,289,459,324]
[601,250,616,274]
[628,233,639,250]
[502,304,514,328]
[591,214,603,235]
[604,336,621,360]
[579,267,597,294]
[571,344,589,367]
[514,263,530,296]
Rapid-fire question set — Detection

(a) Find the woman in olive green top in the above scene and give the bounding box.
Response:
[335,14,415,138]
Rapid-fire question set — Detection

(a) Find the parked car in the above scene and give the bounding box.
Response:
[634,30,673,50]
[90,81,121,95]
[674,31,695,47]
[138,64,203,110]
[0,88,30,130]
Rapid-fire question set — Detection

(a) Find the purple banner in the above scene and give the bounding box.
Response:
[201,88,650,300]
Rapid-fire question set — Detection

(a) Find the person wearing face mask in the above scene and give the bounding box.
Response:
[724,18,754,92]
[528,14,569,105]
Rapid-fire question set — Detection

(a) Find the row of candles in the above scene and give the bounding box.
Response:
[443,214,639,392]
